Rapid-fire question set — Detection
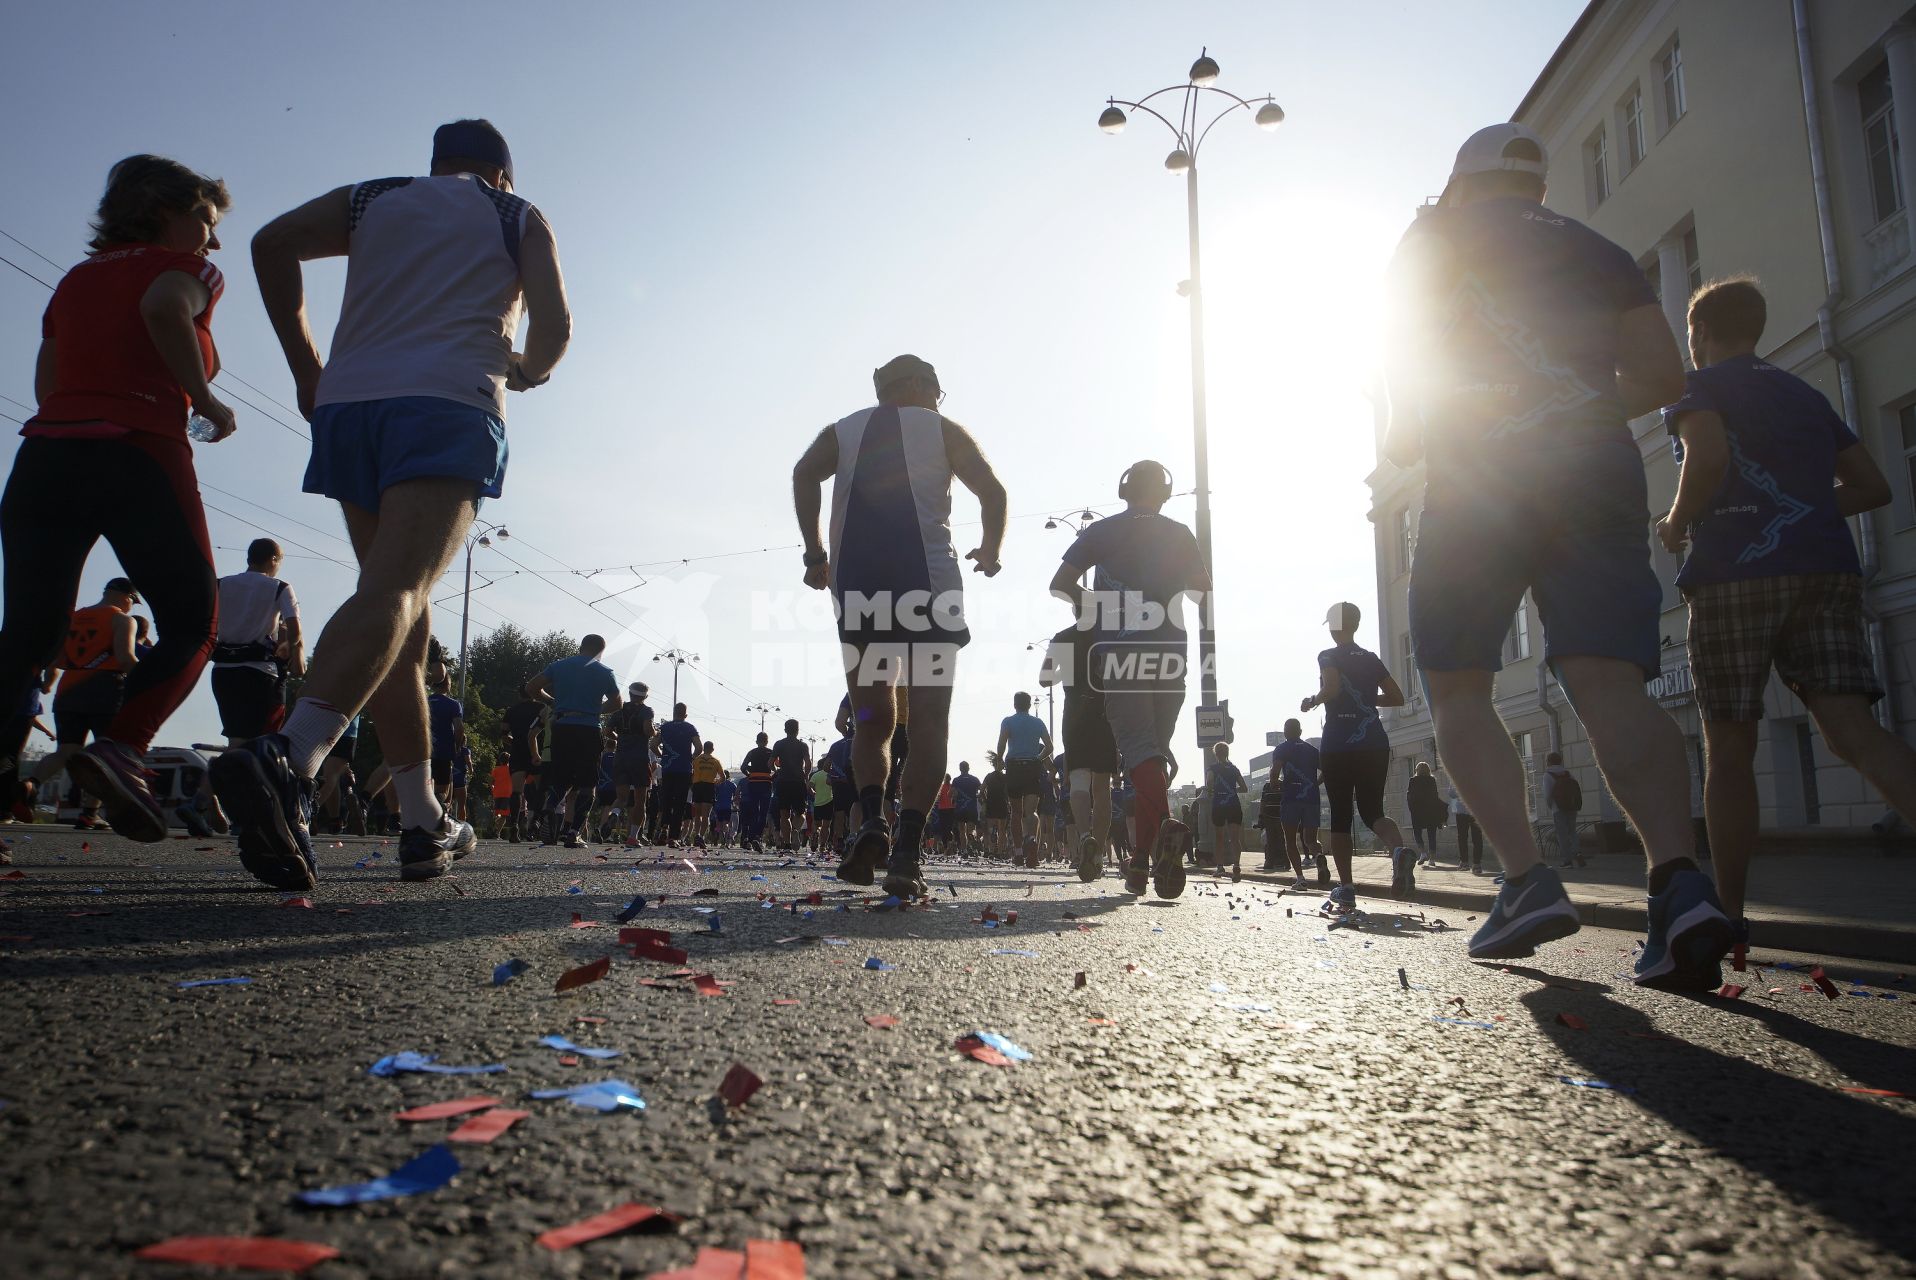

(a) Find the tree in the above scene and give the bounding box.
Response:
[461,623,578,713]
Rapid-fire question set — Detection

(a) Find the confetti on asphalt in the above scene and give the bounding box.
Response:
[449,1108,529,1143]
[295,1145,460,1206]
[1431,1016,1497,1030]
[864,957,895,971]
[1841,1086,1913,1098]
[1554,1012,1589,1030]
[953,1036,1014,1066]
[1810,967,1841,1000]
[744,1239,806,1279]
[1074,972,1087,989]
[368,1052,506,1077]
[647,1247,744,1279]
[537,1202,681,1251]
[1717,984,1747,1000]
[692,973,726,996]
[718,1063,763,1107]
[967,1031,1031,1061]
[1398,968,1409,991]
[394,1097,501,1122]
[539,1035,620,1060]
[280,896,314,909]
[556,957,612,993]
[616,896,648,922]
[864,1015,899,1029]
[772,998,800,1006]
[992,949,1038,958]
[529,1080,645,1112]
[492,959,530,986]
[1208,982,1229,994]
[134,1237,340,1272]
[1559,1077,1636,1094]
[177,977,252,989]
[568,913,600,929]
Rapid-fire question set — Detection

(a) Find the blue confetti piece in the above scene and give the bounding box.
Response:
[177,977,252,989]
[1431,1016,1496,1030]
[864,956,895,971]
[529,1079,645,1112]
[1230,1003,1273,1012]
[982,919,999,929]
[992,949,1038,958]
[295,1144,459,1206]
[615,896,647,922]
[750,874,768,881]
[1208,982,1230,994]
[538,1035,621,1060]
[492,958,530,986]
[968,1031,1031,1061]
[1559,1077,1635,1093]
[874,895,904,912]
[566,885,584,895]
[761,900,777,910]
[821,936,847,945]
[802,910,815,920]
[87,887,105,894]
[368,1052,506,1077]
[709,915,723,933]
[820,874,838,881]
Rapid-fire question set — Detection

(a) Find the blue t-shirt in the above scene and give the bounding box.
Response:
[596,752,617,802]
[1061,512,1207,644]
[1318,645,1392,755]
[951,771,982,808]
[825,736,854,784]
[1272,738,1321,802]
[1663,356,1861,588]
[656,719,702,775]
[714,778,738,811]
[427,692,462,760]
[1209,761,1245,807]
[1001,711,1047,760]
[542,654,619,728]
[1388,197,1656,502]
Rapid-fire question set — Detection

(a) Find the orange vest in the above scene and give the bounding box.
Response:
[58,603,127,691]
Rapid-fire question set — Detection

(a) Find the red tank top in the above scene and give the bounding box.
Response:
[59,603,127,691]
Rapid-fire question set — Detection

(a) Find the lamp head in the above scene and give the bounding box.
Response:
[1164,148,1193,173]
[1044,518,1058,530]
[1189,53,1220,86]
[1098,105,1127,134]
[477,535,491,547]
[1255,100,1285,130]
[495,527,509,539]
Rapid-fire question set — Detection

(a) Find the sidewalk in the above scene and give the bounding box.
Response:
[1229,846,1916,964]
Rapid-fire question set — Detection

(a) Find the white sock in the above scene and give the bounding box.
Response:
[283,699,351,779]
[391,762,444,831]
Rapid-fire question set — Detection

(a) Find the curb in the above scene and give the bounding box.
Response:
[1229,866,1916,966]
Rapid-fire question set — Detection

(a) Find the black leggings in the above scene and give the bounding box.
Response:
[0,435,216,753]
[1455,813,1484,863]
[1414,823,1439,852]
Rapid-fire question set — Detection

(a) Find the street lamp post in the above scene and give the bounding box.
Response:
[1098,49,1283,749]
[745,702,780,736]
[655,648,698,709]
[457,522,509,705]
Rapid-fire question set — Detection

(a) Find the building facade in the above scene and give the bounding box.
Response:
[1369,0,1916,843]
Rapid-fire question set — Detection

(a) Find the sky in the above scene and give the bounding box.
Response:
[0,0,1583,774]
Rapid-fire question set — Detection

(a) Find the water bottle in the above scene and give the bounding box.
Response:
[187,413,220,443]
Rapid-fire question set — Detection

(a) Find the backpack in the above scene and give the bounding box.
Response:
[1552,771,1582,813]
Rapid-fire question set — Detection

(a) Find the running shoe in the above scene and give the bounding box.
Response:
[1289,876,1309,891]
[11,777,37,824]
[1633,868,1734,992]
[1230,862,1242,883]
[399,813,478,881]
[1121,855,1149,896]
[174,803,212,839]
[1075,833,1101,882]
[1022,836,1040,869]
[1321,884,1356,916]
[837,817,889,886]
[72,813,109,831]
[209,734,317,892]
[1151,819,1189,900]
[562,831,586,850]
[1390,846,1417,899]
[881,850,927,900]
[1467,864,1580,960]
[1729,915,1750,973]
[63,741,167,842]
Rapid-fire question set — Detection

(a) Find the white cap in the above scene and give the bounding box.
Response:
[1446,122,1549,189]
[1326,601,1361,631]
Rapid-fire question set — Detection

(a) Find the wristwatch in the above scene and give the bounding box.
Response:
[802,550,828,568]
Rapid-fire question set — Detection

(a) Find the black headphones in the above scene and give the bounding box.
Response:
[1118,460,1174,503]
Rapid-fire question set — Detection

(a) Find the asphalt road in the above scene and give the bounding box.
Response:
[2,826,1913,1279]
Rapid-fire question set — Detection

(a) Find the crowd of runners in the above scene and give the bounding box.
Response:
[4,117,1914,995]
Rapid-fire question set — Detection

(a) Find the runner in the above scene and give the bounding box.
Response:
[768,719,811,851]
[982,755,1009,856]
[1387,122,1709,980]
[502,683,545,844]
[949,760,983,854]
[793,354,1006,898]
[738,733,776,853]
[610,682,654,846]
[995,691,1052,868]
[426,669,464,814]
[690,740,723,849]
[1407,761,1447,868]
[489,758,511,837]
[220,118,571,887]
[1659,274,1916,960]
[1048,459,1209,899]
[1207,742,1248,881]
[808,760,834,853]
[0,156,233,843]
[825,726,856,851]
[591,738,618,841]
[932,775,957,855]
[450,741,472,823]
[654,703,702,847]
[313,715,365,837]
[525,635,618,849]
[1043,621,1118,881]
[0,676,55,834]
[27,581,142,831]
[711,770,737,847]
[209,539,302,752]
[1303,603,1415,910]
[1271,718,1324,888]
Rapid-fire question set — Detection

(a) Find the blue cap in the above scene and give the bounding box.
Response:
[432,119,514,186]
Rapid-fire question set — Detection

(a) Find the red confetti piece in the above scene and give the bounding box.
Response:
[537,1202,680,1251]
[1840,1086,1912,1098]
[394,1096,501,1122]
[1717,984,1746,1000]
[772,998,800,1007]
[1554,1012,1588,1030]
[574,1015,607,1025]
[1005,911,1019,925]
[0,869,24,879]
[559,1055,580,1066]
[864,1015,899,1029]
[80,841,90,852]
[745,1239,806,1280]
[450,882,467,897]
[691,973,726,997]
[1810,967,1841,1000]
[634,939,690,966]
[135,1237,340,1271]
[619,927,671,946]
[280,896,315,909]
[953,1035,1013,1067]
[449,1107,529,1144]
[1073,972,1087,990]
[649,1247,747,1280]
[1086,1018,1115,1026]
[555,957,611,993]
[806,892,822,906]
[718,1063,763,1107]
[639,978,677,989]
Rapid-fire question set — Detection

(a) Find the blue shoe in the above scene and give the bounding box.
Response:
[1321,884,1357,916]
[1468,864,1580,959]
[1391,846,1417,898]
[174,802,211,839]
[1634,869,1733,991]
[210,734,316,891]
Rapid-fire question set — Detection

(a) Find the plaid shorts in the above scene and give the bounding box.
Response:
[1684,572,1881,720]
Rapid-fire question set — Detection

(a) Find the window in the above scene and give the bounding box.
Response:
[1660,37,1687,127]
[1900,404,1916,520]
[1862,60,1904,225]
[1682,225,1702,293]
[1503,606,1532,663]
[1395,508,1413,576]
[1586,127,1611,204]
[1398,631,1416,688]
[1622,87,1647,171]
[1512,730,1536,766]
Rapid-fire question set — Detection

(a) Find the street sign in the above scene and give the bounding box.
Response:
[1196,702,1233,746]
[1266,730,1280,747]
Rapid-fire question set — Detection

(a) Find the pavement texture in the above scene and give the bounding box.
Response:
[2,826,1914,1279]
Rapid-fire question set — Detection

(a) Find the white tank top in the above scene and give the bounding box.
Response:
[316,173,532,418]
[827,405,965,635]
